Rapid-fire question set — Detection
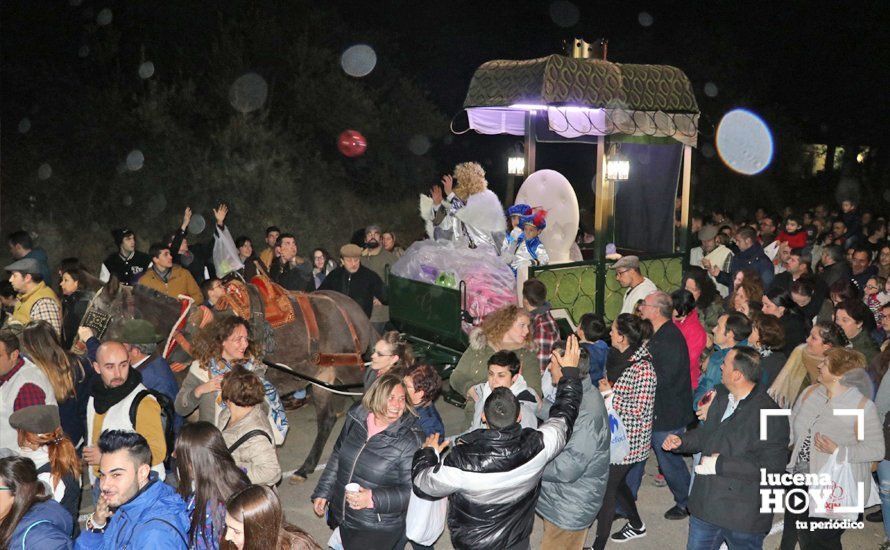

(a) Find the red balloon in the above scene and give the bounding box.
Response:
[337,129,367,157]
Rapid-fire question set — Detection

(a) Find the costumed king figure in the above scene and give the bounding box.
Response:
[419,162,506,254]
[503,203,532,249]
[506,210,550,274]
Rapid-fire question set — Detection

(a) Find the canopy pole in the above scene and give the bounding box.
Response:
[679,145,692,255]
[524,111,536,174]
[592,135,608,262]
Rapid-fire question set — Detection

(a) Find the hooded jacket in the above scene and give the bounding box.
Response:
[74,473,189,549]
[536,377,610,531]
[412,368,582,549]
[9,499,73,550]
[311,404,424,533]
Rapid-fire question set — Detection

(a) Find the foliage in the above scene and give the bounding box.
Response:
[1,1,445,267]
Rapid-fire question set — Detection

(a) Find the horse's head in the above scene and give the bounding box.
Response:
[85,279,186,343]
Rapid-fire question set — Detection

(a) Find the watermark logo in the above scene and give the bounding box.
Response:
[758,408,867,529]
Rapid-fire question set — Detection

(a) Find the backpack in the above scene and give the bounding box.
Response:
[129,389,176,465]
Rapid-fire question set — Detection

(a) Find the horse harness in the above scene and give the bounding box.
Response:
[291,291,364,368]
[207,277,364,368]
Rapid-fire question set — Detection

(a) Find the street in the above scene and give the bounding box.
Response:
[274,393,886,549]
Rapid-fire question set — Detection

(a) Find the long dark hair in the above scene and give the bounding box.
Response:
[682,267,719,309]
[0,456,50,548]
[222,485,320,550]
[175,422,250,546]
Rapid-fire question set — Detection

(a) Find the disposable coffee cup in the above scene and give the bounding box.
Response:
[345,483,361,493]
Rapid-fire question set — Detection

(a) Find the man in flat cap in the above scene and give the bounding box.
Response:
[691,225,733,297]
[5,258,62,335]
[318,243,386,318]
[609,256,657,315]
[99,228,152,286]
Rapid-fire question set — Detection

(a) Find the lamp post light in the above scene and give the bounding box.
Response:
[606,157,629,180]
[506,146,525,205]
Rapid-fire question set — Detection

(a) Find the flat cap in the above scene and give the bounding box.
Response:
[120,319,162,344]
[697,225,719,241]
[340,244,363,258]
[4,258,41,275]
[9,405,61,434]
[609,255,640,270]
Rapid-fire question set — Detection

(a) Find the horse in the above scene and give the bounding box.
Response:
[84,277,377,479]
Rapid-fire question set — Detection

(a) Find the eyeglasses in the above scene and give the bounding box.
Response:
[615,269,630,276]
[0,486,11,491]
[371,350,394,357]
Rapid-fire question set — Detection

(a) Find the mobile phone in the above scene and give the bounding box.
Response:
[698,389,715,409]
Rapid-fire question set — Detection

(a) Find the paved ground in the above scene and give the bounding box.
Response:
[82,393,886,548]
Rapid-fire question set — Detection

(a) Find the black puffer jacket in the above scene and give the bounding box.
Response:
[412,368,582,549]
[312,403,423,533]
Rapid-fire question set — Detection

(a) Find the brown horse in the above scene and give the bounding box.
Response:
[85,278,376,479]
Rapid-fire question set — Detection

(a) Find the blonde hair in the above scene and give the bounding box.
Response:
[481,305,533,349]
[452,162,488,201]
[21,321,76,401]
[362,373,415,418]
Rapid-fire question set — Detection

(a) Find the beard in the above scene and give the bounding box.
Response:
[364,240,380,249]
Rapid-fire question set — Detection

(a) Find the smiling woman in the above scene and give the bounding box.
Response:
[310,374,423,550]
[174,317,289,445]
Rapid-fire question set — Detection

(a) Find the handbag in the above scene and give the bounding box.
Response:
[604,394,630,464]
[405,492,447,546]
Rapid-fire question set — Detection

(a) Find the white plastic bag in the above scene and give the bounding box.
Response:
[605,394,630,464]
[405,492,447,546]
[212,225,244,278]
[327,526,343,550]
[809,448,879,520]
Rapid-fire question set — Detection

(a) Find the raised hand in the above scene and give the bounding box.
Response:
[441,174,453,196]
[431,185,443,206]
[213,203,228,226]
[181,207,193,231]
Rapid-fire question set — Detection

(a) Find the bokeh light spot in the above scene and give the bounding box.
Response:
[704,82,718,98]
[638,12,654,27]
[96,8,113,26]
[188,214,206,235]
[716,109,774,175]
[18,118,31,134]
[126,150,145,171]
[549,1,580,28]
[408,134,431,156]
[340,45,377,77]
[139,61,155,79]
[38,163,52,180]
[228,73,268,113]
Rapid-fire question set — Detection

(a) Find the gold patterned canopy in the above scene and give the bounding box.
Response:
[463,54,700,146]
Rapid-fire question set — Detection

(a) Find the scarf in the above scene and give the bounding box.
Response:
[91,368,143,414]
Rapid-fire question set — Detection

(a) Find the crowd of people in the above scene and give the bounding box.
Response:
[1,194,889,550]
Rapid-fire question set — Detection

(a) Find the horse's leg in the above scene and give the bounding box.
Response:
[292,386,340,480]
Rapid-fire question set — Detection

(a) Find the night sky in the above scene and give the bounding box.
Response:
[2,0,888,216]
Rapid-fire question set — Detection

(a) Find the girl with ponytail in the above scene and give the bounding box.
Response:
[10,405,81,523]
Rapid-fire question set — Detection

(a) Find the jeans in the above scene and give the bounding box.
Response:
[593,462,644,550]
[879,460,890,541]
[627,428,691,510]
[687,515,765,550]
